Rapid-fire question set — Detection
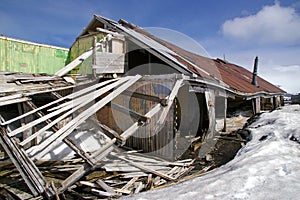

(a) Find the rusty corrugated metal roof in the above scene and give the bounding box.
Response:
[131,26,285,95]
[90,15,285,95]
[214,59,285,94]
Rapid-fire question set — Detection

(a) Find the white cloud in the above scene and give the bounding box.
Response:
[222,3,300,45]
[274,65,300,72]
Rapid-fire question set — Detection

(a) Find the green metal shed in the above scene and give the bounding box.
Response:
[0,36,69,74]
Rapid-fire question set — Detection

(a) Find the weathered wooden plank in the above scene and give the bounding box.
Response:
[120,103,161,140]
[121,177,138,192]
[94,52,125,74]
[112,153,175,181]
[1,78,118,126]
[31,75,141,161]
[18,102,34,149]
[111,102,149,123]
[25,85,76,96]
[102,163,171,172]
[0,126,54,198]
[174,166,195,179]
[96,179,116,194]
[98,123,125,143]
[58,145,115,193]
[20,78,128,147]
[0,94,23,102]
[119,172,148,178]
[55,41,103,77]
[145,174,153,190]
[63,137,94,166]
[134,182,144,194]
[59,165,87,193]
[156,79,183,127]
[92,36,97,79]
[121,90,167,106]
[114,188,132,195]
[0,97,31,107]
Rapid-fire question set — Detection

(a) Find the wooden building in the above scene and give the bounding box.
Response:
[55,15,285,155]
[0,14,286,199]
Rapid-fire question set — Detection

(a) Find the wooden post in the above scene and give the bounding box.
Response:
[222,97,227,132]
[252,97,261,115]
[92,36,97,79]
[18,103,33,149]
[205,90,216,138]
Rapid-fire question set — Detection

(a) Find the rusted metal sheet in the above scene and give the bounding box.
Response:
[0,36,69,74]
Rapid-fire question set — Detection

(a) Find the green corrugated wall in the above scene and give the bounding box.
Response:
[0,36,70,74]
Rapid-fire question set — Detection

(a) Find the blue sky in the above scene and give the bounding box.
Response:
[1,0,300,93]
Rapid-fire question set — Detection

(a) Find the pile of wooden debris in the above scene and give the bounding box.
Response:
[0,72,250,199]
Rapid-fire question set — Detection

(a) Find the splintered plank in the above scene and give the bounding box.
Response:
[111,153,175,181]
[58,134,119,194]
[120,177,138,193]
[96,179,117,194]
[134,182,145,194]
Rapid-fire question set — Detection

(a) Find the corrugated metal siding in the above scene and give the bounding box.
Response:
[0,36,69,74]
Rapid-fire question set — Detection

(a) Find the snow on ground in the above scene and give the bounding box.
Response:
[124,105,300,200]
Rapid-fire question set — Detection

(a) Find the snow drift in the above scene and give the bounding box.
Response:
[125,105,300,200]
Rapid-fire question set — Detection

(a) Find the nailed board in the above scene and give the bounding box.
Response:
[94,52,125,74]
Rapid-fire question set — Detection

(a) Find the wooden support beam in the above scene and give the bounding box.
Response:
[1,78,118,126]
[31,75,141,161]
[63,137,95,166]
[20,78,128,147]
[97,123,125,145]
[120,102,161,140]
[92,36,97,79]
[156,79,183,127]
[222,97,227,132]
[111,102,149,124]
[121,90,167,106]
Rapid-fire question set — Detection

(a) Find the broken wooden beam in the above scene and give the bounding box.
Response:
[111,153,176,181]
[0,126,54,198]
[1,78,118,126]
[111,102,149,124]
[121,90,167,106]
